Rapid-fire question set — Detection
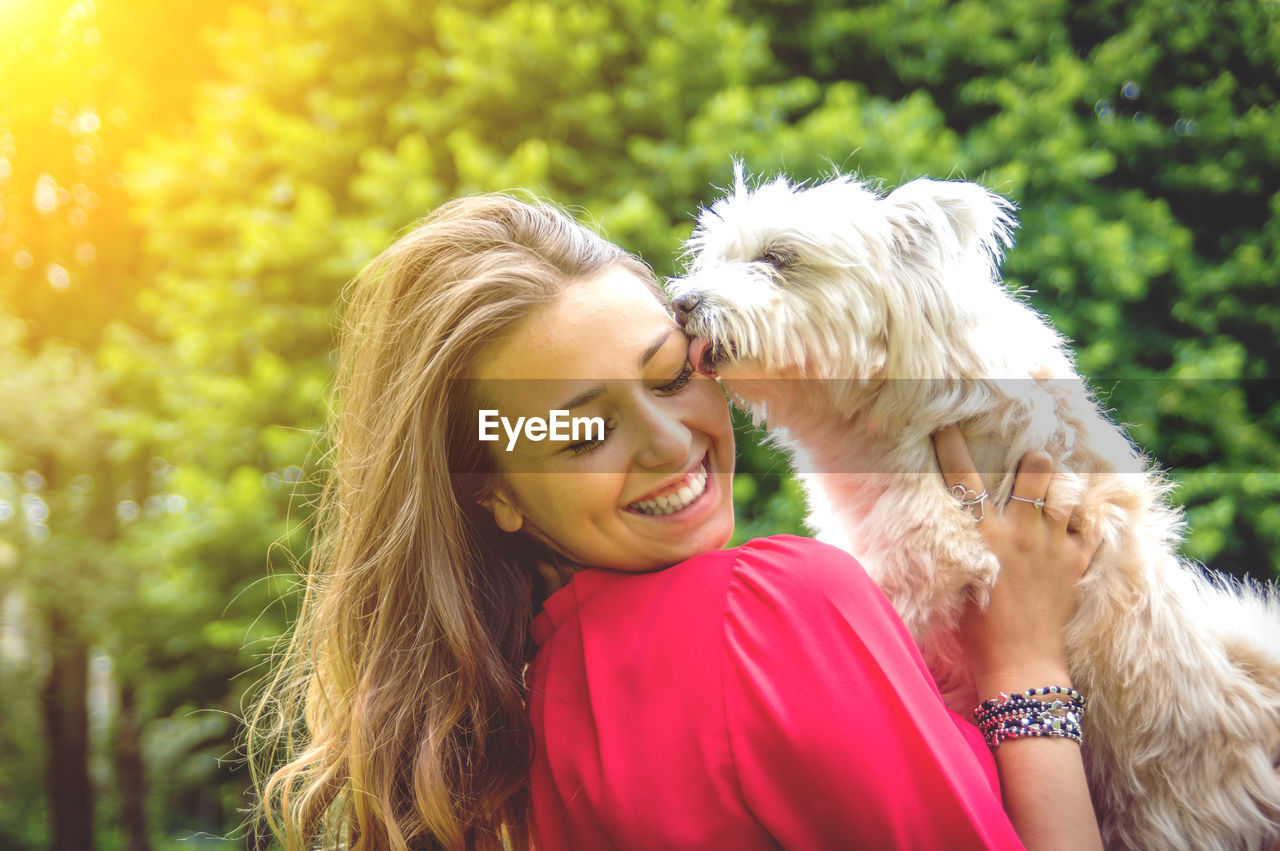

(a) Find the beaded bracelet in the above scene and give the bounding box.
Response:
[977,685,1085,713]
[973,686,1086,749]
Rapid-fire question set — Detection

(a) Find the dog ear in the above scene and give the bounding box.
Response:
[867,180,1018,387]
[883,179,1017,274]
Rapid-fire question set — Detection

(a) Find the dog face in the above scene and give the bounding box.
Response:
[670,166,1016,382]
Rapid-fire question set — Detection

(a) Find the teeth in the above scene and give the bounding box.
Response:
[630,463,707,515]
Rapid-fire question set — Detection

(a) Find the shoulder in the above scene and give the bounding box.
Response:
[728,532,851,562]
[666,533,867,588]
[533,535,884,691]
[570,534,865,609]
[534,534,891,673]
[602,534,889,637]
[577,535,880,632]
[679,535,919,690]
[719,534,890,619]
[717,535,926,689]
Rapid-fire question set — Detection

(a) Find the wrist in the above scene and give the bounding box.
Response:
[973,663,1072,700]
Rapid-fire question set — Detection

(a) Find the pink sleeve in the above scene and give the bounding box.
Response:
[722,536,1025,850]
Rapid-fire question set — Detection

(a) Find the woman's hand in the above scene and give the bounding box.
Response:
[932,424,1097,697]
[933,424,1103,850]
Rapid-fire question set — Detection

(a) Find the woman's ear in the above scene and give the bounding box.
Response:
[479,485,523,533]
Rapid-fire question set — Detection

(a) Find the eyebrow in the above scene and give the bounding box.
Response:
[640,329,677,368]
[557,383,606,412]
[553,329,678,411]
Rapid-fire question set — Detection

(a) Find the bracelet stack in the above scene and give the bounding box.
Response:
[973,686,1086,749]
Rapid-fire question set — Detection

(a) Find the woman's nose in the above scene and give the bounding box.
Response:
[633,400,692,470]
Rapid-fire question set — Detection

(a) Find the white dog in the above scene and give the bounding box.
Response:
[669,166,1280,851]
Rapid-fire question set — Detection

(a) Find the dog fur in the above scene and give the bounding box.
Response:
[669,166,1280,850]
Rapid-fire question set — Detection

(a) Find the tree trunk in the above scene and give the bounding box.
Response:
[41,606,94,851]
[116,681,150,851]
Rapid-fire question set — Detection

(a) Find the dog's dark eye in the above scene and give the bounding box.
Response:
[755,246,798,268]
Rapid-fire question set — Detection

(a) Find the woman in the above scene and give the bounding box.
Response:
[248,193,1101,849]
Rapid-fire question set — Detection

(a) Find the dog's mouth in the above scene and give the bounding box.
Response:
[688,335,733,378]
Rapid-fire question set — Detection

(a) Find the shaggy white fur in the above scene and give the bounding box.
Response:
[670,165,1280,851]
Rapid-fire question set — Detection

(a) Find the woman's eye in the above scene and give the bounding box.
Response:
[567,436,605,456]
[566,419,615,456]
[655,361,694,395]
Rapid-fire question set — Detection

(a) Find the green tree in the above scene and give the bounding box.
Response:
[0,0,274,846]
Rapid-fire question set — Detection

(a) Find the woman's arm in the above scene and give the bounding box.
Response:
[933,425,1103,851]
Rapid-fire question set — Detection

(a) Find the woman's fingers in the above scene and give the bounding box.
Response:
[1005,450,1054,521]
[933,425,988,516]
[935,428,1092,559]
[1007,451,1099,582]
[935,429,1064,533]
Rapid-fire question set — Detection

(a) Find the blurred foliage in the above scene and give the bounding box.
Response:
[0,0,1275,844]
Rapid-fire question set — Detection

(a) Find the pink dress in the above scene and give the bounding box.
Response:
[527,535,1025,850]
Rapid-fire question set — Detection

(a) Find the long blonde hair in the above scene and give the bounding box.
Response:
[247,194,654,849]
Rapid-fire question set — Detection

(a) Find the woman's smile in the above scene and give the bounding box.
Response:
[626,453,710,516]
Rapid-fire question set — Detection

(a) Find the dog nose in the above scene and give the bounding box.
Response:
[672,293,701,326]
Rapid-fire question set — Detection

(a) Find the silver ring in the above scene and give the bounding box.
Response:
[949,484,988,521]
[1009,494,1047,510]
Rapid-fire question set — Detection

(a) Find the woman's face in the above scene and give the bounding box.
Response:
[474,264,735,572]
